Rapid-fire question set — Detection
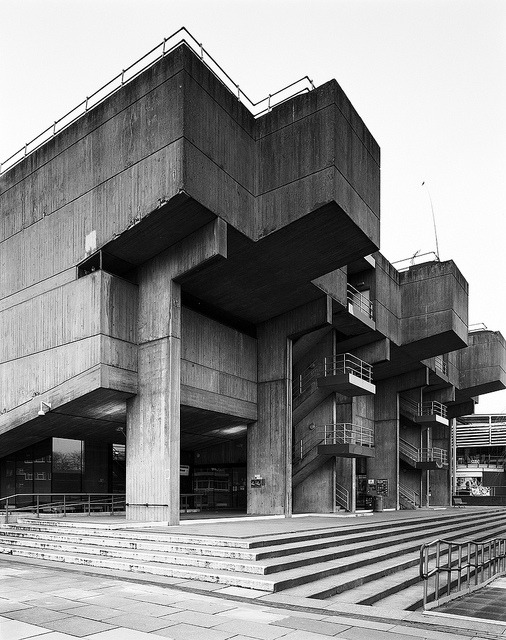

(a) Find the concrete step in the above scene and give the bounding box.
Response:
[3,510,499,581]
[12,507,505,552]
[4,509,503,568]
[0,529,258,560]
[0,544,277,591]
[4,510,505,580]
[281,519,506,598]
[1,509,504,598]
[0,536,266,574]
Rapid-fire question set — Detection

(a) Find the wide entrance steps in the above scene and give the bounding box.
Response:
[0,508,505,611]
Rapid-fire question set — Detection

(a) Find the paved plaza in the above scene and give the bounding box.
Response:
[2,554,506,640]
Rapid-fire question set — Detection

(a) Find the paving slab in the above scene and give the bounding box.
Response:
[0,618,50,640]
[2,546,506,640]
[100,612,174,632]
[41,616,118,637]
[153,622,236,639]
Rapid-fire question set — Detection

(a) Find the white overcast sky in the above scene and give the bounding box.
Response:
[1,0,505,411]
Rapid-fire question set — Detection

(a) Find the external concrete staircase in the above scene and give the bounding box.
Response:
[0,509,505,611]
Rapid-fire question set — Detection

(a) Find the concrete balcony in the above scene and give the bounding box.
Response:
[400,438,448,470]
[292,422,374,487]
[329,283,376,341]
[400,398,449,427]
[292,353,375,425]
[317,353,375,396]
[317,422,375,458]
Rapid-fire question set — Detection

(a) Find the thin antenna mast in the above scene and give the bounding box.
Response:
[422,182,440,260]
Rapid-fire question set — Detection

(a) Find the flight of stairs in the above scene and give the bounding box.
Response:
[0,509,505,611]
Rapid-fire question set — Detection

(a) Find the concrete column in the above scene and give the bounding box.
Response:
[370,380,399,510]
[127,276,181,523]
[248,297,332,516]
[248,329,292,515]
[126,219,227,523]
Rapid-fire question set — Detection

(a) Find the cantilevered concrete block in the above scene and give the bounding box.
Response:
[400,261,468,359]
[458,330,506,398]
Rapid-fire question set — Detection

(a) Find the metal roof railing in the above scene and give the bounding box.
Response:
[0,26,315,176]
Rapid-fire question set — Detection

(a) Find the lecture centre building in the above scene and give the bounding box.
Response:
[1,34,505,524]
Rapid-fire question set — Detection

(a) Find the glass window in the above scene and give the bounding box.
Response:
[52,438,83,493]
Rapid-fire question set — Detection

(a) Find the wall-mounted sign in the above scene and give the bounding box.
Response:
[180,465,190,476]
[251,475,265,488]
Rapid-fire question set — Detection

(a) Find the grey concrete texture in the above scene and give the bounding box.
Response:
[1,555,506,640]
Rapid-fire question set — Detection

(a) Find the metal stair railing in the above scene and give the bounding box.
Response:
[1,27,315,175]
[0,493,126,523]
[323,353,373,383]
[323,423,374,447]
[335,482,350,512]
[347,284,374,319]
[292,362,319,402]
[399,484,420,508]
[400,397,420,420]
[399,439,448,466]
[400,398,448,421]
[434,355,448,376]
[420,536,506,610]
[421,401,447,419]
[293,353,373,403]
[293,423,374,463]
[399,438,420,463]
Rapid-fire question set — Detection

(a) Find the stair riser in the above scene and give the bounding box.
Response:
[4,514,506,581]
[6,523,251,549]
[0,546,275,592]
[358,574,421,605]
[281,521,506,598]
[3,514,505,578]
[11,509,506,551]
[312,522,506,601]
[0,538,265,574]
[310,558,420,599]
[0,530,256,560]
[258,513,506,562]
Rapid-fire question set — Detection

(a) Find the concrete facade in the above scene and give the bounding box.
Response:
[1,41,505,522]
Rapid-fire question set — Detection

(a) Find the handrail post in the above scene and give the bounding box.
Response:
[5,498,9,525]
[36,494,40,518]
[63,494,66,517]
[88,494,91,516]
[111,494,115,514]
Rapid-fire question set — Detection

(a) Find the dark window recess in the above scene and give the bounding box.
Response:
[77,251,136,282]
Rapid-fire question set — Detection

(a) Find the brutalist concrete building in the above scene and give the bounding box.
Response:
[1,37,505,523]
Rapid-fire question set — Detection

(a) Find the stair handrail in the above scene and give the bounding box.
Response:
[434,355,448,376]
[0,493,126,523]
[420,536,506,610]
[399,438,420,462]
[323,423,374,448]
[400,398,448,420]
[419,447,448,465]
[400,397,420,420]
[292,361,319,401]
[421,401,447,419]
[347,283,374,319]
[323,353,373,383]
[399,439,448,466]
[293,422,374,464]
[1,27,315,175]
[293,353,373,403]
[335,482,350,511]
[399,483,420,507]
